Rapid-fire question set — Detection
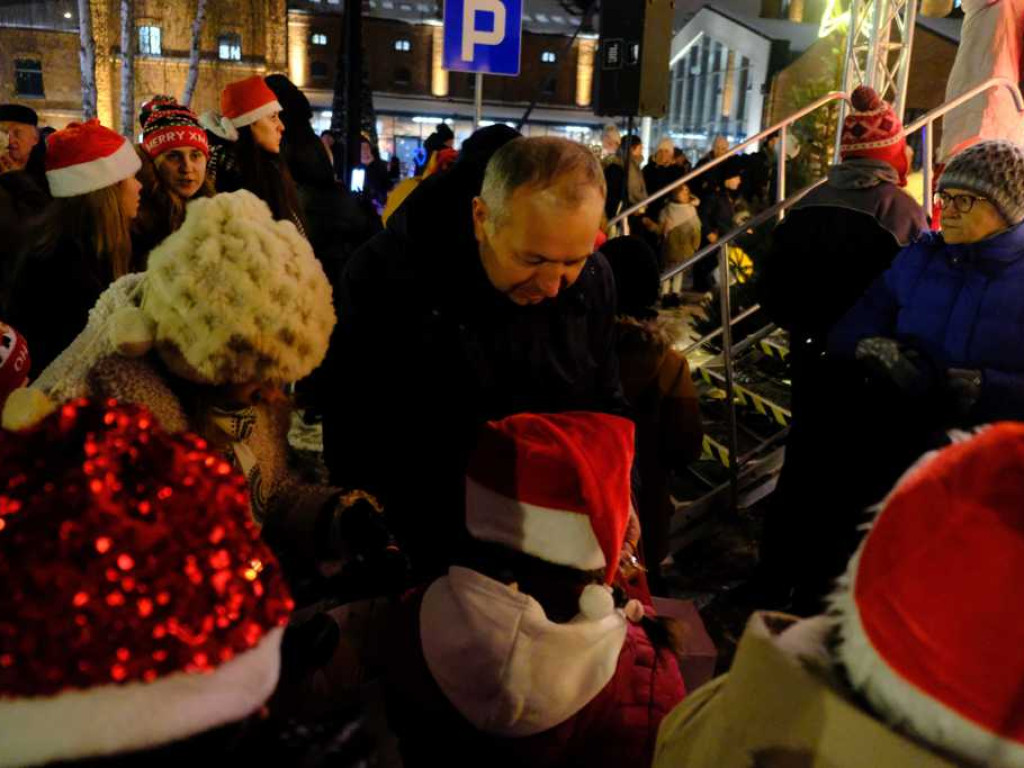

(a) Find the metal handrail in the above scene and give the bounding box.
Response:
[609,90,849,229]
[902,77,1024,209]
[664,177,828,505]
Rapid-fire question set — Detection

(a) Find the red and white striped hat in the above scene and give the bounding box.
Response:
[834,423,1024,768]
[465,411,635,617]
[221,76,282,130]
[44,119,141,198]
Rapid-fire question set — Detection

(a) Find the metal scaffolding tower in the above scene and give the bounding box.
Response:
[825,0,919,157]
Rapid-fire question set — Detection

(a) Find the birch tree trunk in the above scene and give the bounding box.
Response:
[119,0,135,138]
[182,0,208,107]
[77,0,98,120]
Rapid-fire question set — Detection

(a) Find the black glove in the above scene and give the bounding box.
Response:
[855,337,936,397]
[946,368,983,417]
[329,494,410,597]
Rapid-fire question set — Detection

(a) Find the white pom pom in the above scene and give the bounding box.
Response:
[199,110,238,142]
[109,307,155,358]
[2,387,56,432]
[579,583,615,620]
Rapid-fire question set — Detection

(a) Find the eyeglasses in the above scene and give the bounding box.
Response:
[934,191,987,214]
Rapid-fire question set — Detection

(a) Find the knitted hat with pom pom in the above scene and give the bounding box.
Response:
[841,85,909,184]
[0,322,29,410]
[464,411,636,619]
[139,95,209,160]
[0,399,292,768]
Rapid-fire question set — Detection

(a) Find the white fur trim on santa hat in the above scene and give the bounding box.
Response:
[46,139,141,198]
[465,477,606,572]
[0,626,283,768]
[228,99,282,130]
[833,556,1024,768]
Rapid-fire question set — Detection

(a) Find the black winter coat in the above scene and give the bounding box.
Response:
[6,234,108,374]
[322,160,628,578]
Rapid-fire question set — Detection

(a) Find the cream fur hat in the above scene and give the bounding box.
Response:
[142,189,335,385]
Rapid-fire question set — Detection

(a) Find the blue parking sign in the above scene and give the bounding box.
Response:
[443,0,522,76]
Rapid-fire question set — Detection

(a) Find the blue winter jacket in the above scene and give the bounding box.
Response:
[828,222,1024,421]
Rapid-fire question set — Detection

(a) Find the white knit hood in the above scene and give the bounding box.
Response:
[420,566,629,737]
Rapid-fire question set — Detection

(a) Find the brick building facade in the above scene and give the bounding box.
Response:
[0,0,287,131]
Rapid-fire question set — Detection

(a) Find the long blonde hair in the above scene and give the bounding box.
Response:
[74,183,135,278]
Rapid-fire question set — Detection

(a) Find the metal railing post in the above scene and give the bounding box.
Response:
[718,244,740,511]
[776,124,787,220]
[923,121,934,218]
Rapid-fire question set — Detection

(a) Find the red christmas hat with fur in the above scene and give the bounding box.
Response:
[45,119,142,198]
[833,423,1024,768]
[0,399,293,768]
[220,76,282,130]
[465,411,635,619]
[841,85,909,185]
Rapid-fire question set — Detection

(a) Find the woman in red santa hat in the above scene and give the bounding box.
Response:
[200,75,305,234]
[4,119,142,373]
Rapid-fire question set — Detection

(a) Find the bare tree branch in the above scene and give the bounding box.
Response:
[77,0,97,120]
[182,0,209,107]
[119,0,135,138]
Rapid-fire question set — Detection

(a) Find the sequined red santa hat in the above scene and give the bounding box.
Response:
[45,119,142,198]
[0,399,292,768]
[0,322,30,409]
[841,85,909,185]
[832,423,1024,768]
[465,411,635,619]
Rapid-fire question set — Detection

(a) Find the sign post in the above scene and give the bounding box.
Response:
[443,0,523,129]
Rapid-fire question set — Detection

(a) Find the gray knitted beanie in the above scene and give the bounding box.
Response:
[938,139,1024,226]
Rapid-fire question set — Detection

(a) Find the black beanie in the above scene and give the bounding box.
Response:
[0,104,38,126]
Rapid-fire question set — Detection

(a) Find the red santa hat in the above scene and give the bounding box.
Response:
[0,399,293,768]
[841,85,909,185]
[44,119,142,198]
[221,76,282,130]
[465,411,635,619]
[833,423,1024,768]
[0,323,29,410]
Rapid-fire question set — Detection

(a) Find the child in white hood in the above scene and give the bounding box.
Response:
[385,411,686,768]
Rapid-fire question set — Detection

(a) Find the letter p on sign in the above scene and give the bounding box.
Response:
[462,0,505,60]
[443,0,522,76]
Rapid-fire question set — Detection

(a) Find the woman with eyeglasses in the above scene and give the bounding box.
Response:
[829,139,1024,425]
[761,140,1024,614]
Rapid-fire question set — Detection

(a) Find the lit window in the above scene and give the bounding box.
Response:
[541,50,556,63]
[218,33,242,61]
[14,59,43,97]
[394,38,412,52]
[138,25,161,56]
[311,32,328,45]
[311,61,329,78]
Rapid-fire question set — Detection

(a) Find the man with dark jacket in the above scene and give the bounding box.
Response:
[754,86,928,612]
[322,132,627,578]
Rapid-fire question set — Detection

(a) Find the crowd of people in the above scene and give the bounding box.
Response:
[0,71,1023,768]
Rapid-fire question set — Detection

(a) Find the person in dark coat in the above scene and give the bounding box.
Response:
[691,155,744,292]
[642,138,685,226]
[386,412,685,768]
[265,74,379,283]
[602,236,702,592]
[322,132,628,579]
[754,87,928,612]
